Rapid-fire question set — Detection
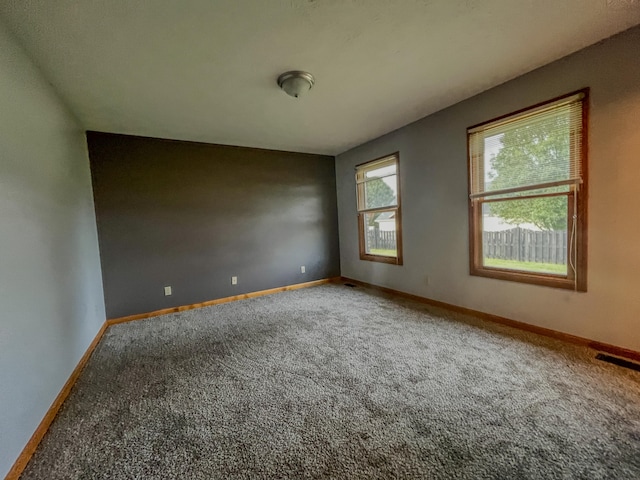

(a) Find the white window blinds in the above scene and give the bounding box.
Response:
[356,155,398,210]
[469,92,585,199]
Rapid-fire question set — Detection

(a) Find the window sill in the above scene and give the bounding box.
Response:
[470,266,584,291]
[360,253,403,265]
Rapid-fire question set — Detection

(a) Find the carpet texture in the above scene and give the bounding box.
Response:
[21,284,640,479]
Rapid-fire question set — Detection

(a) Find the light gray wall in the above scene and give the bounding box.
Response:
[87,132,340,319]
[0,23,105,477]
[336,26,640,352]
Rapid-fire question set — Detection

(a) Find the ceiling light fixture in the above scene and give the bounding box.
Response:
[277,71,315,98]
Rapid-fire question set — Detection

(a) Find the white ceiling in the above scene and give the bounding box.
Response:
[1,1,639,155]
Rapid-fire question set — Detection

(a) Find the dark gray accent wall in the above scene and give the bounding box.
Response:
[87,132,340,319]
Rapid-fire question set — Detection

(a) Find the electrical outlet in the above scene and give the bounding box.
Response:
[231,276,238,285]
[301,265,306,273]
[425,276,429,286]
[164,286,172,296]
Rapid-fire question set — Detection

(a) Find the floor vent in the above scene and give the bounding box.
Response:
[596,353,640,372]
[344,283,357,288]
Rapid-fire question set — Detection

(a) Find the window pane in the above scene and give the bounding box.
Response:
[483,110,571,192]
[469,96,585,197]
[364,175,397,209]
[481,197,568,275]
[363,211,397,257]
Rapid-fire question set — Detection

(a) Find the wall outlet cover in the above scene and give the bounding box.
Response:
[164,286,172,296]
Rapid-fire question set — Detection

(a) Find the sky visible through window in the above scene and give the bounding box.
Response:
[484,134,503,185]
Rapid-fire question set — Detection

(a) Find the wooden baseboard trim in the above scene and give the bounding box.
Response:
[340,277,640,363]
[107,277,341,326]
[5,321,108,480]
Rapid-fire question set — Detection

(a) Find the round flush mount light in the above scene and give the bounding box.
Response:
[277,71,315,98]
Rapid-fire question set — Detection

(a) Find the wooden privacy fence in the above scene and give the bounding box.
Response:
[483,228,567,264]
[367,229,396,250]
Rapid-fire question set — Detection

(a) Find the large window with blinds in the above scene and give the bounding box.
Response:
[356,153,402,265]
[467,89,588,290]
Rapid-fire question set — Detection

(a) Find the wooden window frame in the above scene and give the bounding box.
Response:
[467,89,589,291]
[356,153,403,265]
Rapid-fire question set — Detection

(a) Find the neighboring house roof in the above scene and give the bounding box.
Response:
[482,215,540,232]
[375,212,395,222]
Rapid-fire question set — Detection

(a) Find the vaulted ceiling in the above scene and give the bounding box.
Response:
[1,1,639,155]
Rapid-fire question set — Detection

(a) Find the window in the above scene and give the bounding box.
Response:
[356,153,402,264]
[467,89,588,290]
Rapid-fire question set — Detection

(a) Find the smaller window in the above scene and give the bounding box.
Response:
[356,153,402,265]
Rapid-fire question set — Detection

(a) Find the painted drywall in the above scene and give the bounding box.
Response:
[0,23,105,478]
[87,132,340,319]
[336,26,640,353]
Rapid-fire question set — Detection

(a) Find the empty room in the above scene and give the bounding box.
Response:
[2,1,640,479]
